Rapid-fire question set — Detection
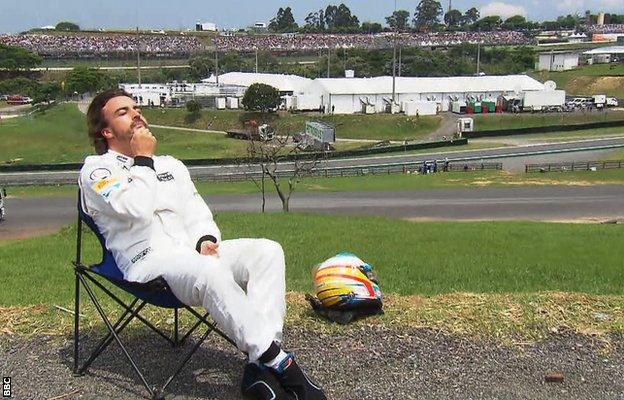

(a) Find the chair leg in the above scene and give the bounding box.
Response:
[78,273,156,399]
[73,271,82,376]
[77,298,144,375]
[83,272,175,346]
[161,327,214,393]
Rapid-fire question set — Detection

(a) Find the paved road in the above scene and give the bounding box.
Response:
[2,137,624,185]
[2,185,623,241]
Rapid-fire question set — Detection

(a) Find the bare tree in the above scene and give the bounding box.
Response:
[246,133,323,212]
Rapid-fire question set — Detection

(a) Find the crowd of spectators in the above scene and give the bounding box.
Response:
[0,31,533,58]
[214,31,533,51]
[586,24,624,33]
[0,34,203,58]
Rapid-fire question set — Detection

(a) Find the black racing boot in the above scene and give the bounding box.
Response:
[271,353,327,400]
[241,363,294,400]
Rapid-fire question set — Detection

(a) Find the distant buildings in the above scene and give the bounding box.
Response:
[195,22,217,32]
[120,72,552,115]
[537,51,580,71]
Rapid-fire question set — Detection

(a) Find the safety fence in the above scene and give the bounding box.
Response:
[0,138,468,173]
[197,161,503,183]
[525,160,624,173]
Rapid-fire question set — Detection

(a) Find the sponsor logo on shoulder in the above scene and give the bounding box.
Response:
[157,172,174,182]
[93,177,122,199]
[116,155,129,163]
[89,168,112,181]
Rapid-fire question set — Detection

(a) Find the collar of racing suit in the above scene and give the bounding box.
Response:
[107,150,135,169]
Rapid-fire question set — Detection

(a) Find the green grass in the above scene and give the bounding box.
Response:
[0,104,253,164]
[472,111,624,132]
[493,126,624,141]
[603,147,624,160]
[0,215,623,307]
[0,103,91,164]
[469,126,624,143]
[142,108,442,141]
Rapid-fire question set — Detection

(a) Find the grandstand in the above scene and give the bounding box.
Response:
[214,31,532,51]
[0,30,532,59]
[587,24,624,34]
[0,33,204,58]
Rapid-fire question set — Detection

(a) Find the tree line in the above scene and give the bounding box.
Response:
[268,2,624,33]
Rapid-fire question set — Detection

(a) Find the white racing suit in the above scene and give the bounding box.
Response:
[79,150,286,361]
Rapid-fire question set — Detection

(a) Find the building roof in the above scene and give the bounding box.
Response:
[303,75,545,95]
[538,50,580,55]
[583,46,624,55]
[202,72,312,92]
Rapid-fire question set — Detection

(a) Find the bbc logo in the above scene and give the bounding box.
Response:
[2,377,10,398]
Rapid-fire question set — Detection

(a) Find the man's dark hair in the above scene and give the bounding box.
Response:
[87,89,133,155]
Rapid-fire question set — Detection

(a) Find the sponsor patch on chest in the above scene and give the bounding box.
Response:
[89,168,112,181]
[157,172,174,182]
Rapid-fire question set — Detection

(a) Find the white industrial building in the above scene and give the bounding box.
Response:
[294,75,547,114]
[196,21,217,32]
[202,72,312,95]
[120,73,553,114]
[584,46,624,64]
[119,83,171,107]
[537,51,579,71]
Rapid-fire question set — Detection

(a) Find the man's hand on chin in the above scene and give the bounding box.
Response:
[200,241,220,257]
[130,126,157,157]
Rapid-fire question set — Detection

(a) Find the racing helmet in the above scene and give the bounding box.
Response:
[312,252,382,311]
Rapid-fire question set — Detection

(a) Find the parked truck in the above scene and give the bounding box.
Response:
[226,120,275,141]
[606,97,619,107]
[521,90,566,112]
[592,94,607,109]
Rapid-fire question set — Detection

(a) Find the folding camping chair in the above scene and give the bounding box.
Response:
[72,190,236,400]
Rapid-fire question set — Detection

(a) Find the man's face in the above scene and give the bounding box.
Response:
[101,95,148,150]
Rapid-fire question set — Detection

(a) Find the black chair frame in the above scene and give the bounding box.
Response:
[72,194,236,400]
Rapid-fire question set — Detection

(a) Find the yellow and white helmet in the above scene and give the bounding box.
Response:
[312,252,382,311]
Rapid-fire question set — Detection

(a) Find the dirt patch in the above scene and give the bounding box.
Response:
[304,184,331,191]
[567,76,624,98]
[0,226,63,243]
[503,179,596,186]
[2,293,624,399]
[465,178,624,187]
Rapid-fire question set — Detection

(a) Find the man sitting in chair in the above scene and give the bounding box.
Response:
[79,89,326,400]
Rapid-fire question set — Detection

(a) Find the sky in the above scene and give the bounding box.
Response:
[1,0,624,34]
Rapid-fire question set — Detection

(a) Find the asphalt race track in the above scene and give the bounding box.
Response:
[1,137,623,185]
[2,185,623,241]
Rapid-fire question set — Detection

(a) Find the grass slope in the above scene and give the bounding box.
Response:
[530,63,624,98]
[142,108,442,141]
[1,214,622,307]
[472,110,624,131]
[0,104,251,164]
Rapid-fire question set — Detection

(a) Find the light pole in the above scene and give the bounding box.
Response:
[391,0,397,109]
[136,26,141,87]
